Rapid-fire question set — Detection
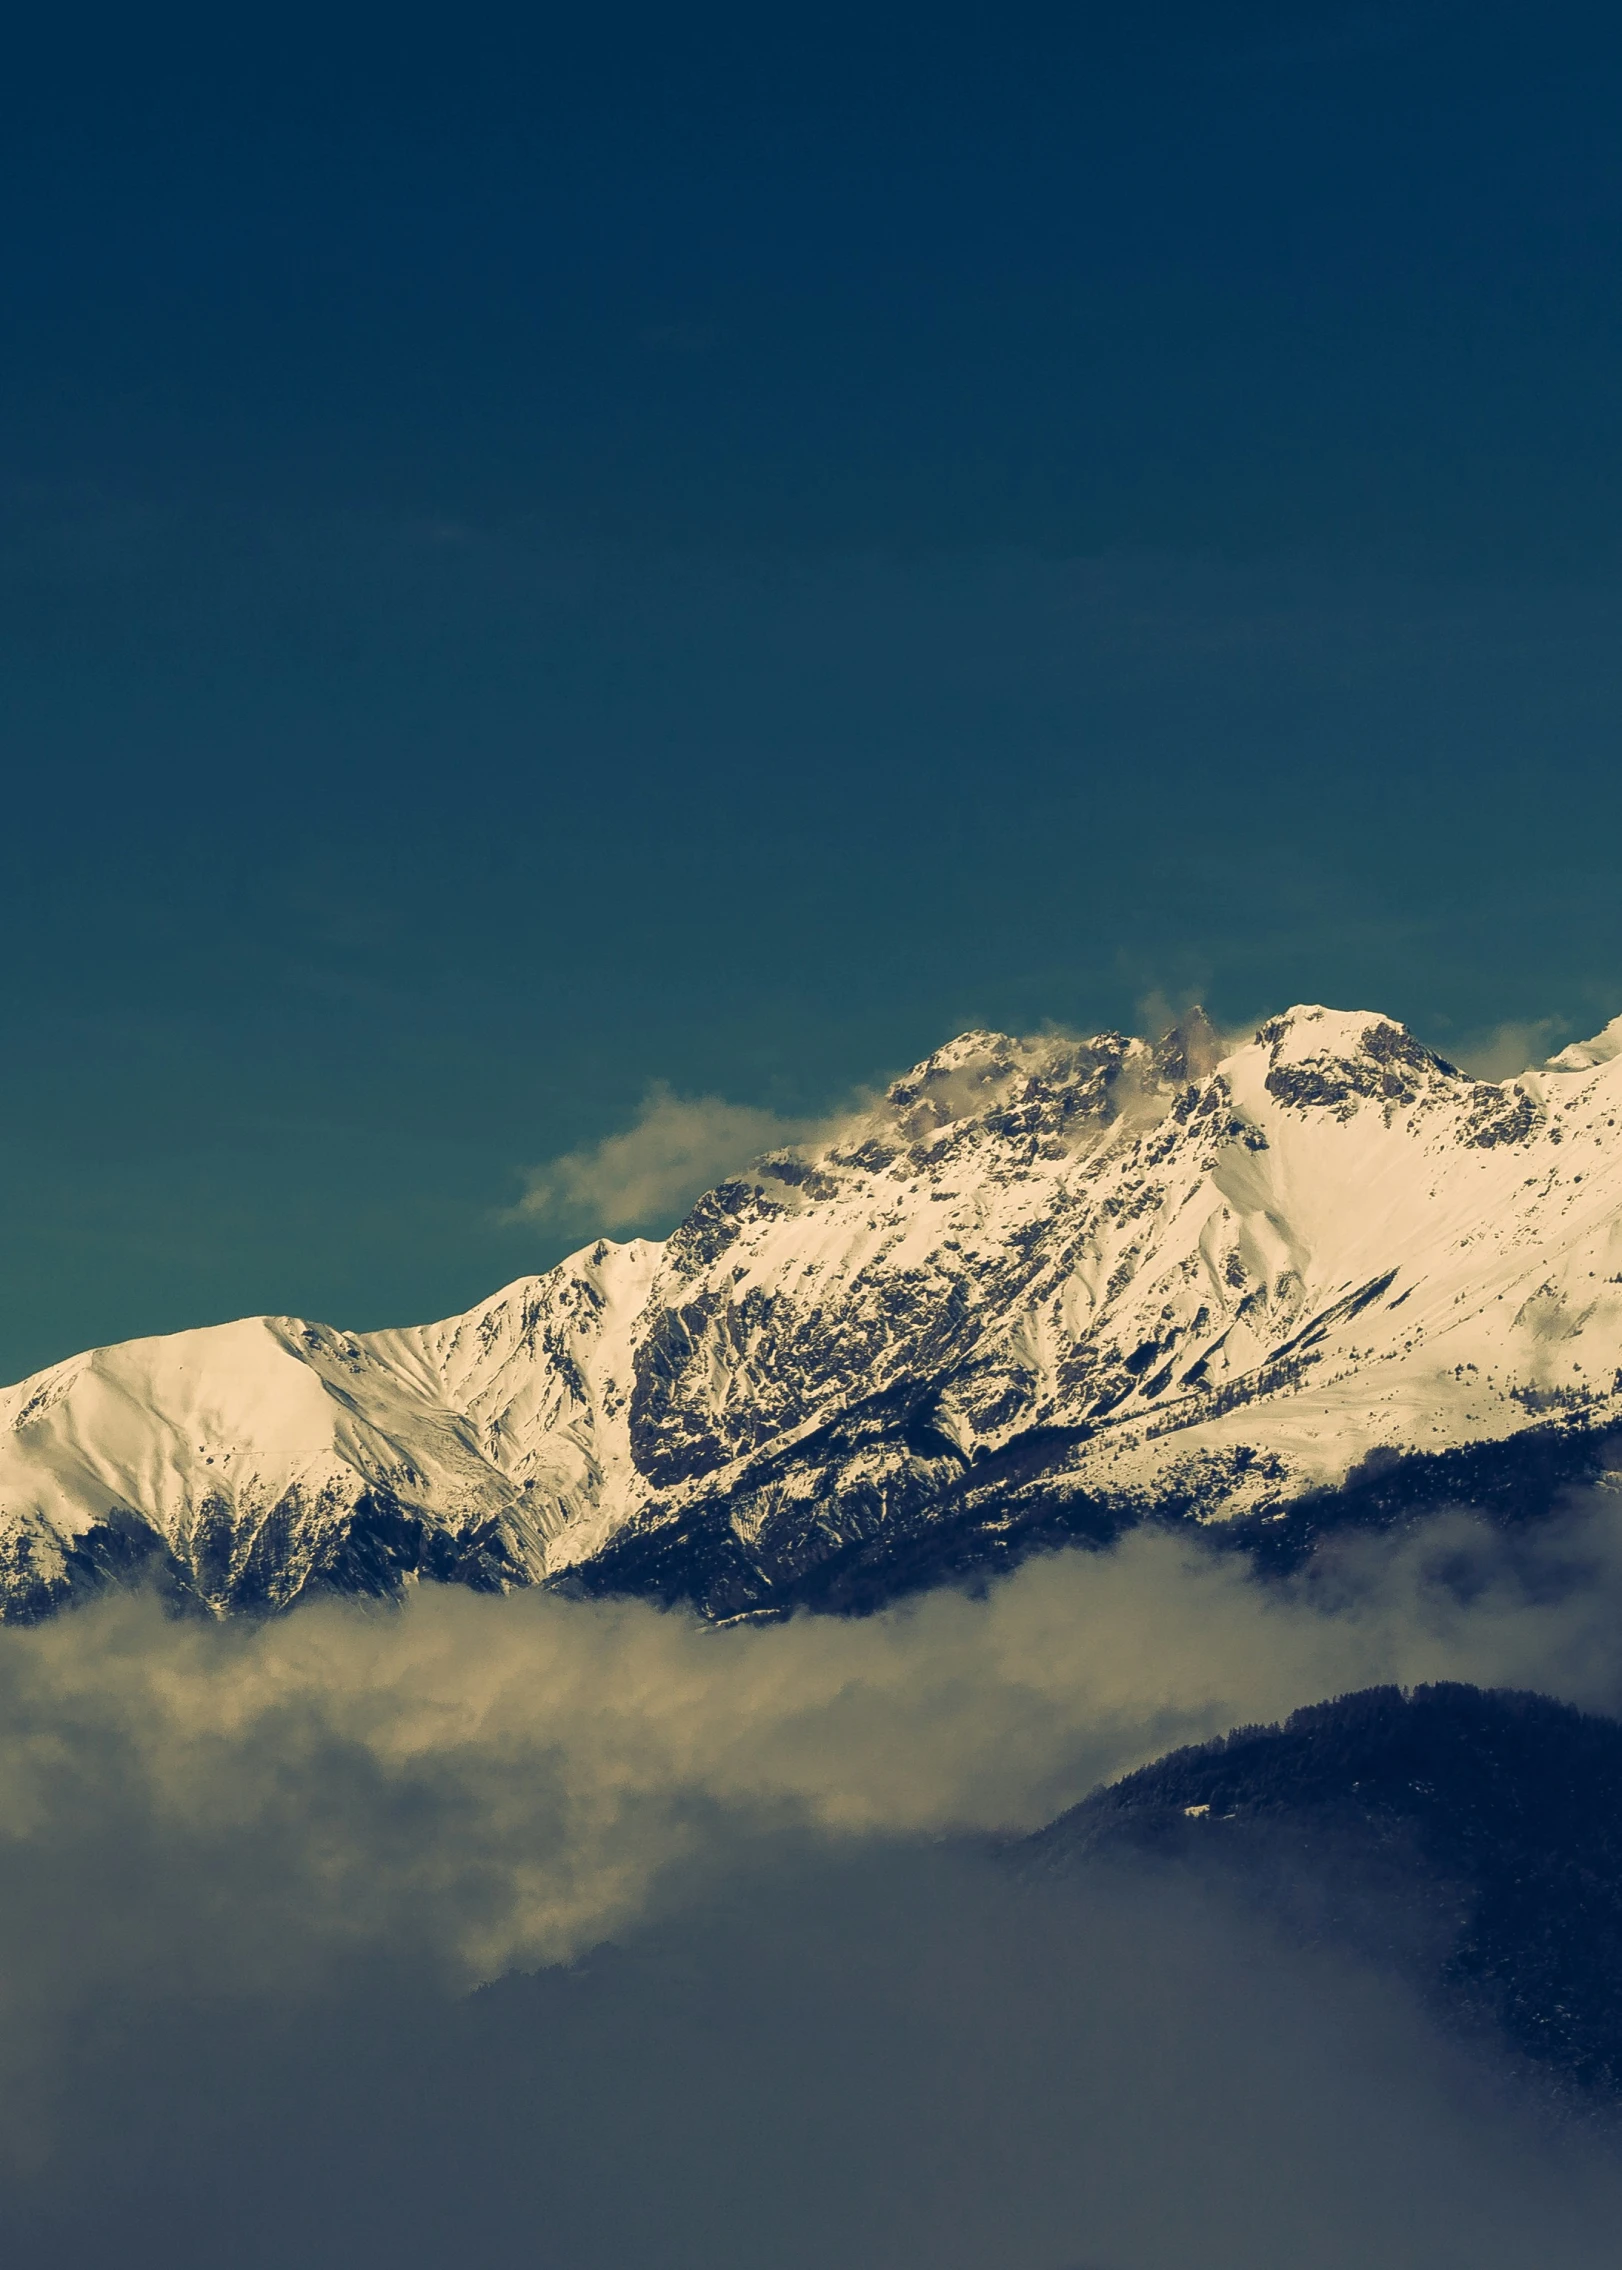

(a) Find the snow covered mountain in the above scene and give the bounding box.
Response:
[5,1002,1622,1621]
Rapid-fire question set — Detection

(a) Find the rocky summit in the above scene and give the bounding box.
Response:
[5,1002,1622,1621]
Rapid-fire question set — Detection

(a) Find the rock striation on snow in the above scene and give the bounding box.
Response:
[6,1003,1622,1621]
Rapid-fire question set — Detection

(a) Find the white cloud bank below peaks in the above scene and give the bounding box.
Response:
[5,1501,1622,2034]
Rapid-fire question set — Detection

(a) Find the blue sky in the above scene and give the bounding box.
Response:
[6,0,1622,1379]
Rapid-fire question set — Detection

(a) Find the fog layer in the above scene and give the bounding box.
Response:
[15,1845,1622,2270]
[8,1503,1622,2262]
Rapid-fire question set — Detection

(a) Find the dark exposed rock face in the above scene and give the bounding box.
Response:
[0,1489,536,1626]
[1262,1018,1456,1114]
[565,1412,1622,1622]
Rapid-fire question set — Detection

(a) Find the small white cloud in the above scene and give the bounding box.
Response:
[514,1085,814,1232]
[1132,988,1190,1042]
[1450,1018,1565,1081]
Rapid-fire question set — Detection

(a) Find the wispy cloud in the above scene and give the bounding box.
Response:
[1450,1017,1567,1080]
[512,1085,819,1232]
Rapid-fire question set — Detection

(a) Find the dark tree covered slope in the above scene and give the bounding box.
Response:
[1023,1683,1622,2097]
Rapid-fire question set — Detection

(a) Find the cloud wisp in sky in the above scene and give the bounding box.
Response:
[512,1082,821,1231]
[1449,1017,1569,1080]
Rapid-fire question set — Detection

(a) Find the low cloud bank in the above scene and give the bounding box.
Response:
[5,1500,1622,2011]
[9,1497,1622,2258]
[18,1844,1622,2270]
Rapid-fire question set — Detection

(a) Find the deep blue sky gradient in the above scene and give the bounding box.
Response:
[6,0,1622,1378]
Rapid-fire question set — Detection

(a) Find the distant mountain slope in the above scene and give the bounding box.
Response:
[1020,1683,1622,2099]
[5,1000,1622,1619]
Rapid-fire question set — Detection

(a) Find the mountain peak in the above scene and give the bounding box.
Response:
[1149,1004,1224,1083]
[7,999,1622,1622]
[1547,1012,1622,1073]
[1244,1005,1460,1115]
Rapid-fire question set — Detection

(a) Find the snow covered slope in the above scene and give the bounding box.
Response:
[5,1003,1622,1619]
